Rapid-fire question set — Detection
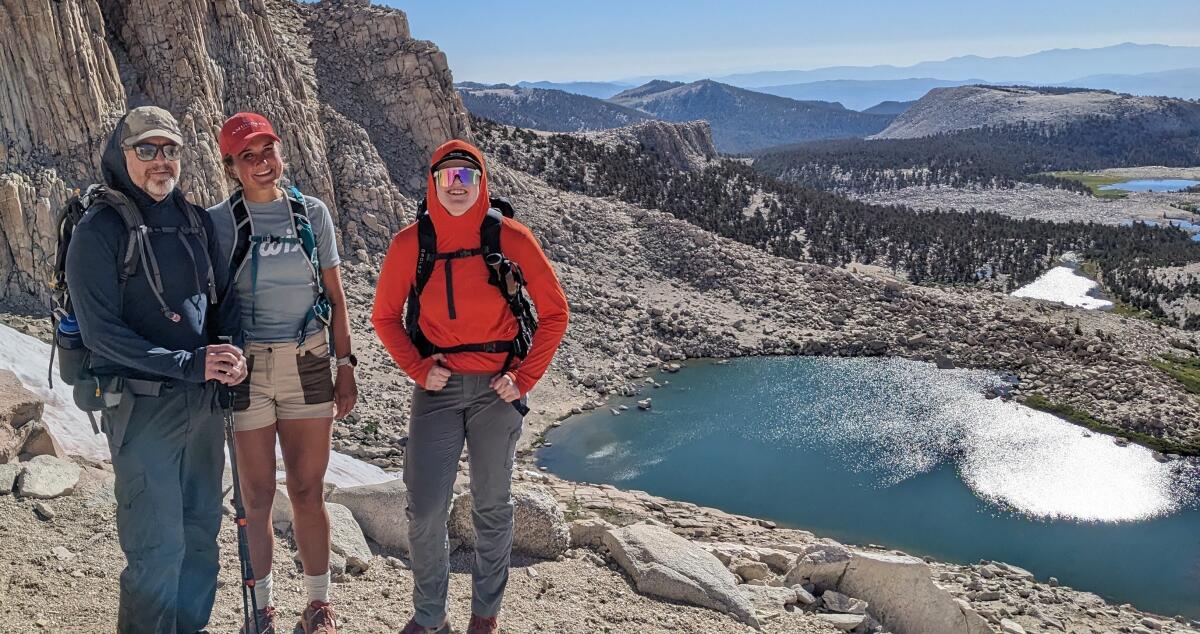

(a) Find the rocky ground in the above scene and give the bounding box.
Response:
[853,183,1200,225]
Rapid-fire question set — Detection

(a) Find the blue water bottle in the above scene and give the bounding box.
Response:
[56,313,87,384]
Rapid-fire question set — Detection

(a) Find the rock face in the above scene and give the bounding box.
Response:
[601,523,760,629]
[450,484,570,560]
[327,478,410,555]
[585,120,718,171]
[0,0,467,303]
[872,85,1196,140]
[16,455,82,499]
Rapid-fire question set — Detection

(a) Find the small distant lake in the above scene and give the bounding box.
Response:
[538,357,1200,619]
[1100,179,1199,193]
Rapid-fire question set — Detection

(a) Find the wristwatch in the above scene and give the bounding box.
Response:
[335,353,358,368]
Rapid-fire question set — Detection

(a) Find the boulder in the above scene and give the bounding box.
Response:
[569,517,614,549]
[16,455,81,499]
[1000,618,1027,634]
[732,558,772,582]
[0,370,41,429]
[18,420,66,460]
[602,523,759,629]
[327,478,409,554]
[270,484,293,533]
[450,485,569,560]
[327,502,371,573]
[816,613,866,631]
[821,589,868,614]
[0,462,21,493]
[837,550,992,634]
[783,541,853,590]
[0,370,41,463]
[738,584,800,613]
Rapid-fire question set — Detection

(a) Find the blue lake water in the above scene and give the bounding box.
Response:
[1100,179,1200,193]
[538,357,1200,619]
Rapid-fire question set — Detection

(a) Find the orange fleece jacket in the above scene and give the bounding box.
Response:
[371,140,569,394]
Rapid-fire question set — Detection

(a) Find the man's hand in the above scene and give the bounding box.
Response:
[334,367,358,419]
[205,344,247,385]
[424,353,451,392]
[489,372,520,403]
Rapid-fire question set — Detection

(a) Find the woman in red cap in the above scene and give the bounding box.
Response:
[208,112,357,634]
[372,140,569,634]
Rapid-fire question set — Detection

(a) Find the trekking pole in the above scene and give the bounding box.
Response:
[219,384,261,634]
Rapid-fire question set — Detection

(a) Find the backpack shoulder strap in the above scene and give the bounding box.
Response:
[91,188,146,287]
[413,203,437,296]
[480,207,504,262]
[228,189,254,281]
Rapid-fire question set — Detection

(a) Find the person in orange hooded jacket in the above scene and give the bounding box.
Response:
[372,140,568,634]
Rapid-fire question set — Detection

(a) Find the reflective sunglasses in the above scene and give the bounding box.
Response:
[434,166,481,188]
[128,142,183,162]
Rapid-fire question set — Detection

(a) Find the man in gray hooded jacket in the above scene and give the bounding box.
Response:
[65,106,247,633]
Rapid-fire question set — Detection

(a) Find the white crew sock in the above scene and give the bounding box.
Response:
[252,571,274,609]
[304,570,331,604]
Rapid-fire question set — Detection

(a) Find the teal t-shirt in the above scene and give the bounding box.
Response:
[207,193,340,343]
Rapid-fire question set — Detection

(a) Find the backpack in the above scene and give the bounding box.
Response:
[225,185,332,347]
[48,184,217,429]
[404,196,537,378]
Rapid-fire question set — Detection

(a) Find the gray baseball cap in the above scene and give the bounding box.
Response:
[121,106,183,147]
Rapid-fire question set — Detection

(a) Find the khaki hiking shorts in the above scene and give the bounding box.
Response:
[231,336,336,432]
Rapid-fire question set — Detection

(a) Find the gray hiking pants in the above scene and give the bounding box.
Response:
[405,373,525,627]
[103,380,225,634]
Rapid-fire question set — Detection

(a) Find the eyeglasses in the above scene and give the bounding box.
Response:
[434,166,481,188]
[127,142,183,162]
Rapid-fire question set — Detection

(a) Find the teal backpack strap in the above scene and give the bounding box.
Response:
[285,187,334,351]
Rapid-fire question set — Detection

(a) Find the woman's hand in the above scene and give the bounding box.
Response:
[334,367,358,419]
[489,372,521,403]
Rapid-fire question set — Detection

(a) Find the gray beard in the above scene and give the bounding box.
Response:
[144,175,176,201]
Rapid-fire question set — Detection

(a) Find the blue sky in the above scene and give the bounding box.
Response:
[387,1,1200,83]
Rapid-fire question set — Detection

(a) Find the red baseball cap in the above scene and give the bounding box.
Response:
[218,112,281,157]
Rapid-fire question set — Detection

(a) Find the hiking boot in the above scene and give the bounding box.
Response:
[240,605,277,634]
[299,601,337,633]
[399,616,451,634]
[467,615,498,634]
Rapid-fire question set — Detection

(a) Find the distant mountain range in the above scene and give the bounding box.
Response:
[710,43,1200,87]
[456,83,653,132]
[514,81,632,99]
[458,79,896,153]
[754,78,981,111]
[607,79,893,153]
[502,44,1200,110]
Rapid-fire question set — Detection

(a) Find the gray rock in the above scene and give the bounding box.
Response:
[17,455,81,499]
[738,584,799,613]
[327,478,410,554]
[838,550,992,634]
[732,559,772,582]
[0,462,20,493]
[327,502,371,573]
[817,613,867,631]
[270,484,292,533]
[569,517,614,549]
[1000,618,1027,634]
[33,501,54,520]
[783,542,853,590]
[602,523,759,628]
[822,589,868,614]
[450,485,570,560]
